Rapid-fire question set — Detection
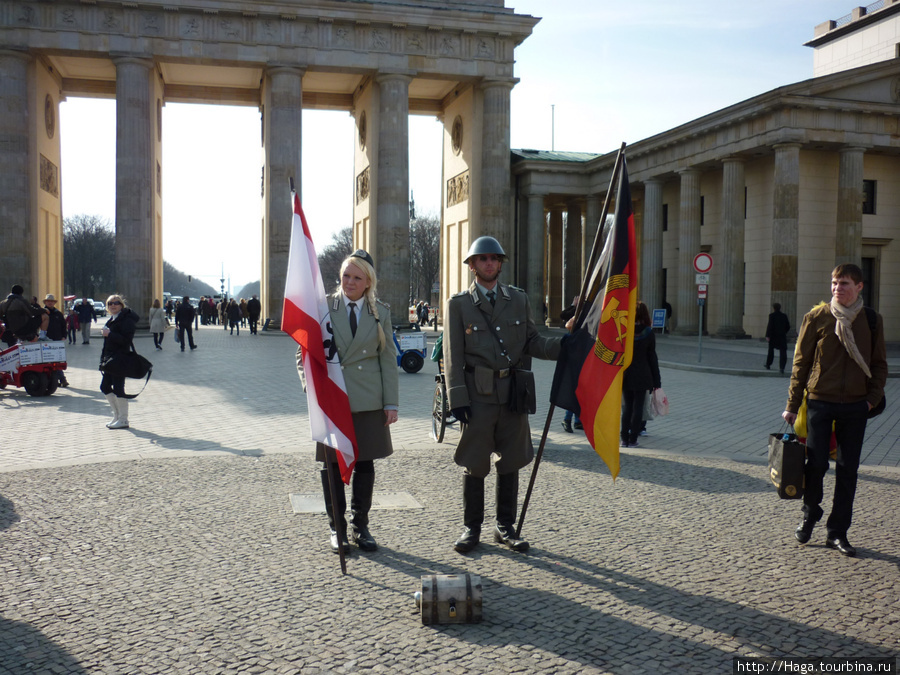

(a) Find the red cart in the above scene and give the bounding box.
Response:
[0,342,68,397]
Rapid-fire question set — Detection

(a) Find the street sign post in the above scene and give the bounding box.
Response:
[692,253,712,363]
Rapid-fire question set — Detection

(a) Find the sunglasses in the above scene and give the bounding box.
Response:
[107,301,122,306]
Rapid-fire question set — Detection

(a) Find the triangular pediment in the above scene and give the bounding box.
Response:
[784,60,900,106]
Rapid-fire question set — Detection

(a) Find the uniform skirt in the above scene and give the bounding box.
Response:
[316,409,394,463]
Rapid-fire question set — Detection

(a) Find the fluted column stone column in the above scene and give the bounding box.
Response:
[772,143,801,329]
[547,207,563,326]
[525,193,546,323]
[716,158,746,337]
[262,65,304,328]
[836,146,866,266]
[584,194,602,277]
[674,169,701,335]
[375,73,411,315]
[480,80,515,247]
[0,50,32,292]
[563,200,582,307]
[114,57,155,327]
[641,179,664,315]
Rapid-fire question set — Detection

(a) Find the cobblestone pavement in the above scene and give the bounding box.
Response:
[1,324,899,674]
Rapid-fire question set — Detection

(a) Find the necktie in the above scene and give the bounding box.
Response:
[487,291,496,307]
[348,302,357,336]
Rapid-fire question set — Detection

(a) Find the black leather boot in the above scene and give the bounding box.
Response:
[494,471,529,552]
[320,468,349,554]
[454,474,484,553]
[350,469,378,552]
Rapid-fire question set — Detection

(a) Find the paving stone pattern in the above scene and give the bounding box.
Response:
[1,324,899,674]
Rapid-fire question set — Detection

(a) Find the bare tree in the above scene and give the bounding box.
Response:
[409,212,440,303]
[318,227,354,293]
[63,214,116,298]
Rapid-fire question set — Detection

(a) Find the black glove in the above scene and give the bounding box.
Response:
[451,406,471,425]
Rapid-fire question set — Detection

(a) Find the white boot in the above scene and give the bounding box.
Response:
[108,398,129,429]
[105,393,119,428]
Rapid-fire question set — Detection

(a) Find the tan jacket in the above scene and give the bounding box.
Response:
[786,303,887,413]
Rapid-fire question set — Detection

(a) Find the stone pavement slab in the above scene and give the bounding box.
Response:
[1,324,899,674]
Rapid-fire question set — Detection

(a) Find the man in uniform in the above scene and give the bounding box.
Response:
[445,236,563,554]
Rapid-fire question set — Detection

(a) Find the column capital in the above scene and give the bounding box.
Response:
[839,145,870,154]
[677,167,701,177]
[266,64,307,77]
[642,177,664,186]
[478,77,518,92]
[0,49,32,63]
[772,142,803,151]
[111,54,154,69]
[374,72,414,85]
[722,156,746,166]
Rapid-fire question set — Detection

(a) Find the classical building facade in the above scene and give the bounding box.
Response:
[0,0,537,324]
[512,8,900,342]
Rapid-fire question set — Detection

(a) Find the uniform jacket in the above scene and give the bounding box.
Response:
[787,303,887,412]
[327,293,398,413]
[445,281,561,409]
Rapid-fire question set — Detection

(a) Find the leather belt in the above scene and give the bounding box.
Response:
[464,365,511,379]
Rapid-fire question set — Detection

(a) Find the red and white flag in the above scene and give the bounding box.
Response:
[282,191,358,483]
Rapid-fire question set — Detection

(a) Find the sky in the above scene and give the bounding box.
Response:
[59,0,858,292]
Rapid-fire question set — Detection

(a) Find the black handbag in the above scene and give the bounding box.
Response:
[99,341,152,398]
[767,430,805,499]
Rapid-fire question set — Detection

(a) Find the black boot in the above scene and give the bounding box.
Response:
[494,471,529,552]
[454,474,484,553]
[350,469,378,552]
[320,468,349,554]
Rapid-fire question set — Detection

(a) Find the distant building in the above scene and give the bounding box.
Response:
[511,4,899,341]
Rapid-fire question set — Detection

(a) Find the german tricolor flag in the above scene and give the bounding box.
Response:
[550,157,636,479]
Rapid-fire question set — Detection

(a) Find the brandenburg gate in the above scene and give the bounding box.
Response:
[0,0,538,323]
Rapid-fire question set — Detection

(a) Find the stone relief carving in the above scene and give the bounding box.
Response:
[183,17,201,37]
[220,19,239,40]
[296,23,314,44]
[335,27,351,46]
[477,39,493,58]
[262,19,277,40]
[18,5,35,25]
[45,95,55,140]
[60,9,76,26]
[40,155,59,198]
[440,36,457,55]
[451,116,463,155]
[358,111,367,151]
[143,13,161,34]
[407,32,424,51]
[102,10,118,30]
[356,166,370,205]
[372,28,388,50]
[157,161,162,197]
[447,170,469,207]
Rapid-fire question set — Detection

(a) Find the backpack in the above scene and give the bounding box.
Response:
[864,307,885,418]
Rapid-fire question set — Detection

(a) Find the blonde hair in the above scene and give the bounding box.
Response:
[106,293,126,308]
[339,255,385,351]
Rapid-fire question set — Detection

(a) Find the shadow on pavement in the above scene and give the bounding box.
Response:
[0,617,89,674]
[128,429,262,457]
[0,493,19,530]
[544,448,772,494]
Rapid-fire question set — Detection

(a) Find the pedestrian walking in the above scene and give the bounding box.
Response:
[620,302,661,448]
[764,302,791,374]
[149,298,167,350]
[175,296,198,352]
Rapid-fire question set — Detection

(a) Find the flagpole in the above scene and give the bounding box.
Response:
[515,142,627,540]
[323,446,349,575]
[571,142,627,328]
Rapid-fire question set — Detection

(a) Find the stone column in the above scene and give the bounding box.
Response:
[716,158,746,337]
[641,179,664,315]
[772,143,801,328]
[480,80,515,247]
[584,194,602,277]
[114,57,155,327]
[563,200,582,307]
[836,146,866,266]
[525,193,546,320]
[375,73,411,315]
[547,206,563,326]
[674,169,701,335]
[0,50,32,293]
[262,65,304,328]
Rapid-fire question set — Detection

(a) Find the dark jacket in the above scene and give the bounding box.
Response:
[622,324,661,392]
[0,293,40,338]
[787,303,887,412]
[765,310,791,349]
[247,297,261,319]
[75,301,97,324]
[45,306,67,340]
[175,302,195,327]
[101,308,138,362]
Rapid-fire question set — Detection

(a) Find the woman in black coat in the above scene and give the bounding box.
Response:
[100,294,138,430]
[621,302,661,447]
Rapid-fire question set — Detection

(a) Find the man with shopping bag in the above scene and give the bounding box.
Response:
[781,264,887,557]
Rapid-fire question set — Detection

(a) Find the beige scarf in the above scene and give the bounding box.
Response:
[830,296,871,378]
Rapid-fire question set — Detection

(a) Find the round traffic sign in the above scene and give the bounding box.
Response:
[693,253,713,274]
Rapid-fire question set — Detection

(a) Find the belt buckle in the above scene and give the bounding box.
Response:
[498,368,510,379]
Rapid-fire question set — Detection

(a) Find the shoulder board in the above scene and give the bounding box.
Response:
[451,291,468,298]
[376,299,390,309]
[507,285,525,293]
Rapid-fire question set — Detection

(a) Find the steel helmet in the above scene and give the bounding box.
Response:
[463,236,507,264]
